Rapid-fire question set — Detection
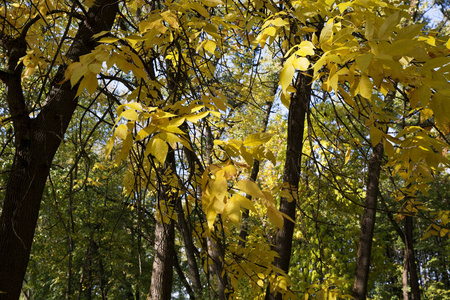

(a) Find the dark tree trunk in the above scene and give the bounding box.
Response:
[403,249,409,300]
[265,70,312,300]
[239,100,273,247]
[0,2,119,299]
[405,216,421,300]
[176,198,202,296]
[352,142,384,300]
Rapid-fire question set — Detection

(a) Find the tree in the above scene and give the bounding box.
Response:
[0,1,119,298]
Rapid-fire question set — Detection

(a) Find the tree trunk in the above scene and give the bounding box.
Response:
[0,2,118,299]
[148,150,177,300]
[149,220,175,300]
[403,249,409,300]
[239,100,273,247]
[176,199,202,296]
[405,215,421,300]
[352,142,384,300]
[265,70,312,300]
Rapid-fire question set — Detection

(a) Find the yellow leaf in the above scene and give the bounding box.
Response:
[243,133,274,147]
[145,137,168,164]
[136,125,156,141]
[126,102,143,112]
[383,139,395,157]
[237,179,265,199]
[378,12,399,39]
[99,37,120,43]
[344,148,351,164]
[185,111,209,123]
[169,117,186,127]
[159,124,185,135]
[212,176,228,201]
[189,2,210,18]
[222,164,237,178]
[359,75,372,99]
[268,206,284,229]
[223,195,240,225]
[70,63,87,87]
[234,194,256,212]
[115,124,128,140]
[83,72,98,94]
[201,0,223,7]
[296,41,315,56]
[120,109,138,121]
[431,92,450,134]
[369,126,383,147]
[281,92,290,109]
[338,1,353,13]
[88,63,102,73]
[319,21,333,45]
[159,132,183,149]
[293,57,310,71]
[264,26,277,37]
[206,209,218,230]
[204,40,217,54]
[280,56,296,93]
[105,136,115,158]
[161,11,179,29]
[355,53,373,74]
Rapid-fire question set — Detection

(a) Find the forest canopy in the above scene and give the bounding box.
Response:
[0,0,449,299]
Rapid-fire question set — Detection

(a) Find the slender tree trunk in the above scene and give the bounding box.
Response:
[352,142,384,299]
[403,249,409,300]
[0,2,118,299]
[265,70,312,300]
[203,124,229,299]
[405,216,421,300]
[239,100,273,247]
[176,198,202,296]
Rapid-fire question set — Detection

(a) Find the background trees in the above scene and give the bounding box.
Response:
[0,0,449,299]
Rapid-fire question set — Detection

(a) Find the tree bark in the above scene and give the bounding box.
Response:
[176,198,202,296]
[0,2,119,299]
[403,249,409,300]
[352,142,384,300]
[265,70,312,300]
[149,220,175,300]
[148,150,177,300]
[405,215,421,300]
